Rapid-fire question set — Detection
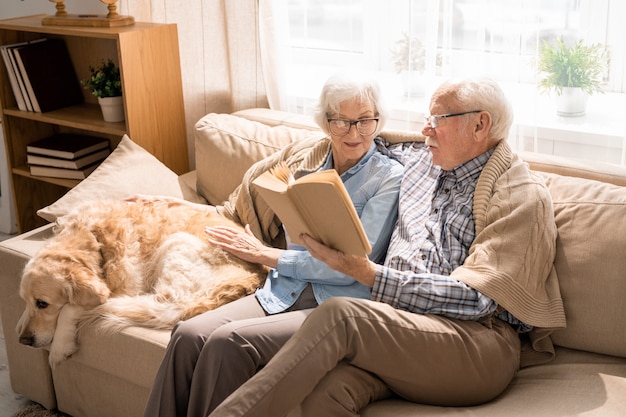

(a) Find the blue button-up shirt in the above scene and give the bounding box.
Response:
[256,140,403,314]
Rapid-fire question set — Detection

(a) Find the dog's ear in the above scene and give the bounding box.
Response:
[65,267,111,308]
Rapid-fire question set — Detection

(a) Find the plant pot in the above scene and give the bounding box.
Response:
[98,96,125,122]
[556,87,588,117]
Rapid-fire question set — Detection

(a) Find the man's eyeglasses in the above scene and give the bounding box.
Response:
[424,110,482,128]
[327,118,379,136]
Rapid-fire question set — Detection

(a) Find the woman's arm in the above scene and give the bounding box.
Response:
[205,224,282,268]
[210,157,403,286]
[277,158,403,285]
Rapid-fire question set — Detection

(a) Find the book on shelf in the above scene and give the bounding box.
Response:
[27,148,111,170]
[13,38,84,113]
[27,134,110,160]
[1,42,28,111]
[0,39,47,112]
[29,162,101,180]
[252,162,372,256]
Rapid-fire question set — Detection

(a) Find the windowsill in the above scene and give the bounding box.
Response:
[285,68,625,166]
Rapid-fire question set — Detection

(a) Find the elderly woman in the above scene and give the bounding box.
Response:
[142,72,403,417]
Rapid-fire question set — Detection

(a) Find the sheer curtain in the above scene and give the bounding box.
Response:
[273,0,626,166]
[117,0,281,168]
[115,0,626,166]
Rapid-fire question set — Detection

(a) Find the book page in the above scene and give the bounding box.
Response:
[252,171,317,244]
[289,180,371,255]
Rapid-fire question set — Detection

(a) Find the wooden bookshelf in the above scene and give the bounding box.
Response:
[0,15,189,232]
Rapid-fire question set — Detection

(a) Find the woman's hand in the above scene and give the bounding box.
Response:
[205,225,282,268]
[299,234,377,287]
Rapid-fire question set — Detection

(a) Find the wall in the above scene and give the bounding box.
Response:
[1,0,101,19]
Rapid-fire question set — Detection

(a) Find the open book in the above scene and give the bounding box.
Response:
[252,162,372,256]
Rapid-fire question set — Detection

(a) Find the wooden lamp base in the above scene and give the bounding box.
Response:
[42,0,134,28]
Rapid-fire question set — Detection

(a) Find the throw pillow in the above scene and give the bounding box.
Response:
[37,135,185,222]
[543,172,626,358]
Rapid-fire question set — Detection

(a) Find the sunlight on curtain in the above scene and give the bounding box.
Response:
[275,0,626,166]
[118,0,275,169]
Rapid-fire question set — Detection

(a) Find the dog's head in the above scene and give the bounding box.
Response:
[16,232,111,349]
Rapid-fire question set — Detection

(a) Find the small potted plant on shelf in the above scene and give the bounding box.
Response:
[537,37,607,117]
[82,59,125,122]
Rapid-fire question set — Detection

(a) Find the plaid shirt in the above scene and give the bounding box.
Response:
[373,142,531,331]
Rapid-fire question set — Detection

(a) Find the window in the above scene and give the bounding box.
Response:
[278,0,626,165]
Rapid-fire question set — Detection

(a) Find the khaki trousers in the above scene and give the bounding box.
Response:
[143,287,317,417]
[210,296,521,417]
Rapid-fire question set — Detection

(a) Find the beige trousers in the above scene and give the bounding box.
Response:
[210,297,521,417]
[143,287,317,417]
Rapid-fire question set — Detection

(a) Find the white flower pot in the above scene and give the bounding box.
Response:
[98,96,125,122]
[556,87,588,117]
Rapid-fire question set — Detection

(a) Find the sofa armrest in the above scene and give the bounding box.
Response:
[0,224,57,409]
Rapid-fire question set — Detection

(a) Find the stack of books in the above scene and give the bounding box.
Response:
[0,38,84,113]
[27,134,111,180]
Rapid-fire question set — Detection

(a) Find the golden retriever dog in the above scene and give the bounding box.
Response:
[16,198,268,367]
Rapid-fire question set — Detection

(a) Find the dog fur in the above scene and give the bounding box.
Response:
[16,198,268,367]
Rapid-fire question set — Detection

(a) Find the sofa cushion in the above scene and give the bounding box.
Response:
[541,172,626,358]
[37,135,186,222]
[52,324,170,417]
[194,113,325,205]
[361,347,626,416]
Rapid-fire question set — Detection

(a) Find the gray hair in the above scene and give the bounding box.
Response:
[313,72,389,136]
[438,78,514,143]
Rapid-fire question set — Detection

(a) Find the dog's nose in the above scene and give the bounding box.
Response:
[19,334,35,346]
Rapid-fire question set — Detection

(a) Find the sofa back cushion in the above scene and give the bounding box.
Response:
[194,113,324,205]
[194,110,626,359]
[542,172,626,358]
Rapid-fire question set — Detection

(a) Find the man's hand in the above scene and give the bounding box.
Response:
[300,234,377,287]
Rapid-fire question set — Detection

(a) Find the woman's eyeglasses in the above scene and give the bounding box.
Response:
[327,118,379,136]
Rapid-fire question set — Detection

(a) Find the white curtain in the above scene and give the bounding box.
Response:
[117,0,281,168]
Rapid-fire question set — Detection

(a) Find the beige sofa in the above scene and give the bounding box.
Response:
[1,108,626,417]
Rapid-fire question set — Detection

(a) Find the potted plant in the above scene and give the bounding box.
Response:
[82,59,125,122]
[391,32,427,74]
[391,32,441,97]
[537,37,607,116]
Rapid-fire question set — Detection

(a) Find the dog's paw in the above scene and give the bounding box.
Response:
[47,303,84,368]
[48,342,77,368]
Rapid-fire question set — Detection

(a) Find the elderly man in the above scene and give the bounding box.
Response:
[209,78,566,417]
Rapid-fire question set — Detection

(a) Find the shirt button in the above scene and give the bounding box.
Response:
[421,255,427,260]
[444,188,450,193]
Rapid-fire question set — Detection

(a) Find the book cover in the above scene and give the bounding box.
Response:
[13,39,84,113]
[8,44,35,111]
[1,43,27,111]
[27,148,111,170]
[1,38,47,112]
[1,40,46,112]
[27,134,110,160]
[29,161,100,180]
[252,163,372,256]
